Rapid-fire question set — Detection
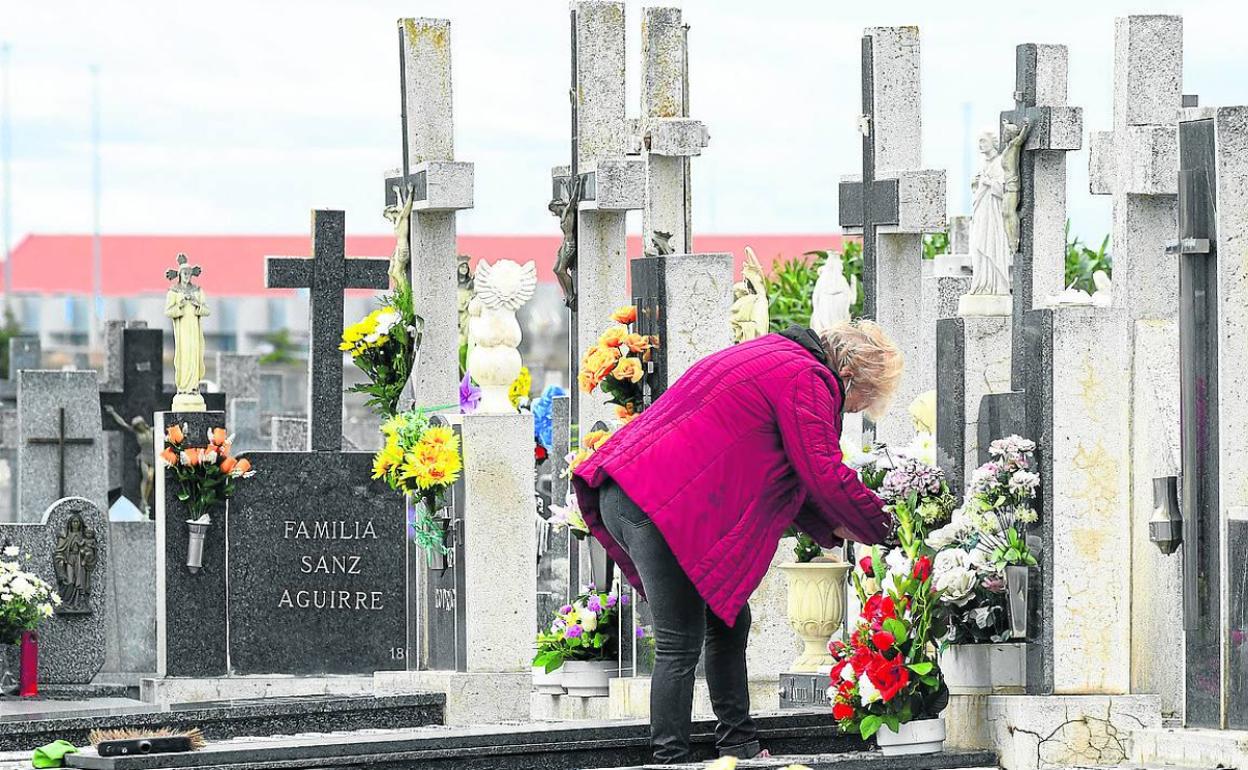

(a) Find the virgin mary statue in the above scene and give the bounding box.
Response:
[165,253,210,411]
[959,130,1014,316]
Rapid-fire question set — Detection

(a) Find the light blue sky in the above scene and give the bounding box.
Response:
[1,0,1242,253]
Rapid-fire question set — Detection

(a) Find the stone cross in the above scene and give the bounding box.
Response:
[837,26,945,443]
[998,44,1083,387]
[383,18,474,410]
[99,327,224,510]
[27,407,95,498]
[553,1,644,430]
[265,209,389,452]
[1089,15,1184,323]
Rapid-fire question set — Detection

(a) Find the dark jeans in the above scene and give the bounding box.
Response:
[598,480,760,764]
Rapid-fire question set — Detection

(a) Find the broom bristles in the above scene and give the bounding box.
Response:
[88,727,206,750]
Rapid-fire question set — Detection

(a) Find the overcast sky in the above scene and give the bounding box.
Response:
[1,0,1242,253]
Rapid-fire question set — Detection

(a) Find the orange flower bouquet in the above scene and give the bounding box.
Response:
[577,306,657,423]
[162,423,256,523]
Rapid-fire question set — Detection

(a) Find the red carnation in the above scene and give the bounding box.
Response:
[832,702,855,721]
[858,555,874,576]
[865,654,910,703]
[872,630,896,650]
[912,555,932,582]
[863,594,897,622]
[829,659,848,682]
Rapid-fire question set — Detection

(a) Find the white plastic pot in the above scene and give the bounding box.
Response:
[531,665,565,696]
[875,716,946,756]
[560,660,618,698]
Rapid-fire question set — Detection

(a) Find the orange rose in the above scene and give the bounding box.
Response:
[210,428,228,446]
[184,448,201,466]
[625,333,649,353]
[234,458,252,476]
[160,447,179,467]
[166,424,185,444]
[582,345,620,380]
[611,306,637,325]
[219,456,237,474]
[578,369,600,394]
[598,325,630,349]
[612,357,644,383]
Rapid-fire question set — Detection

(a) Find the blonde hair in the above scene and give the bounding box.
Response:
[819,320,904,420]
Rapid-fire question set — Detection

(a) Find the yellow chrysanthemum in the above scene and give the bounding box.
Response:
[418,426,456,450]
[509,366,532,409]
[371,439,404,479]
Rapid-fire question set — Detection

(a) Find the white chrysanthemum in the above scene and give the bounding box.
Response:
[906,432,937,467]
[373,310,401,335]
[1009,470,1040,496]
[576,602,598,633]
[858,675,882,705]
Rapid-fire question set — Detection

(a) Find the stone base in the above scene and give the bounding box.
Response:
[170,392,206,412]
[957,293,1012,317]
[944,693,1161,770]
[779,671,830,710]
[607,676,786,720]
[1132,727,1248,767]
[530,691,612,721]
[140,674,375,705]
[374,670,530,725]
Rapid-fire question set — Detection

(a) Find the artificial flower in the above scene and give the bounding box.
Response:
[611,357,644,383]
[912,555,932,581]
[832,702,854,721]
[509,366,532,409]
[864,653,910,702]
[611,306,638,324]
[624,333,649,353]
[160,448,179,467]
[166,424,184,444]
[871,630,895,650]
[858,555,874,577]
[909,390,936,434]
[460,373,481,413]
[599,325,630,348]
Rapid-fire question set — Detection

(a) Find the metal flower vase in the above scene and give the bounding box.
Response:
[1004,565,1030,640]
[0,642,17,697]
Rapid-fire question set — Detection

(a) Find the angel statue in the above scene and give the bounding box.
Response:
[466,260,538,413]
[383,183,416,292]
[548,175,583,310]
[958,128,1015,317]
[729,247,770,343]
[165,253,209,411]
[810,253,857,334]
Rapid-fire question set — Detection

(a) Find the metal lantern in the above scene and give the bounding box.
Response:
[1149,476,1183,555]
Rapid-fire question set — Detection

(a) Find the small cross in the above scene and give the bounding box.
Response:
[265,209,389,452]
[28,407,95,499]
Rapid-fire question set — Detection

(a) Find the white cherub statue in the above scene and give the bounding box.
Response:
[466,259,537,413]
[810,253,856,334]
[1091,270,1113,308]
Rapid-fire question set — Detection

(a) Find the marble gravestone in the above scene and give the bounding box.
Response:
[17,370,108,523]
[100,327,225,515]
[0,497,110,683]
[838,26,946,445]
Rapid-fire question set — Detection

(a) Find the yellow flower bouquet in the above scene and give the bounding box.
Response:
[341,283,421,418]
[372,408,463,557]
[577,306,657,423]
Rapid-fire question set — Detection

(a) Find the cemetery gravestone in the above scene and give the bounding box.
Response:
[838,26,946,444]
[0,335,40,402]
[18,371,108,523]
[0,497,109,683]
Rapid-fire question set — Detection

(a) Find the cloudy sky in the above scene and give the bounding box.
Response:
[1,0,1241,252]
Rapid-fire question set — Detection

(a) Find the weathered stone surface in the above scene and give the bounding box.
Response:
[225,451,407,676]
[745,541,800,682]
[18,370,108,523]
[936,316,1012,493]
[228,397,261,454]
[1023,307,1132,694]
[271,416,308,451]
[874,232,927,444]
[0,496,110,683]
[213,353,259,400]
[574,1,628,169]
[410,160,474,211]
[102,520,157,675]
[460,413,536,672]
[866,26,921,173]
[581,157,645,212]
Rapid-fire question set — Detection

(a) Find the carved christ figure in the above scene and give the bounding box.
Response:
[967,131,1013,297]
[383,183,416,292]
[105,405,155,517]
[164,254,209,398]
[549,175,583,310]
[1000,118,1032,256]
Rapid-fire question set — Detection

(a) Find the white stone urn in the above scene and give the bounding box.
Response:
[876,716,946,756]
[561,660,618,698]
[777,560,851,672]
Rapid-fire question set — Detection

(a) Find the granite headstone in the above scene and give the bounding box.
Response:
[17,370,108,523]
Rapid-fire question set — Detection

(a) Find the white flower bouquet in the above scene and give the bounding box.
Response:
[0,545,61,645]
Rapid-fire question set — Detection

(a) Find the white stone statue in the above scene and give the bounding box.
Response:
[958,130,1013,317]
[466,259,537,414]
[165,253,209,411]
[1091,270,1113,308]
[730,247,770,343]
[810,253,856,334]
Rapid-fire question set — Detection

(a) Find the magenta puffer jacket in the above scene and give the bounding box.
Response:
[572,329,890,625]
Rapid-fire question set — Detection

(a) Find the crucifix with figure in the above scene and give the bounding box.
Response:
[265,210,389,452]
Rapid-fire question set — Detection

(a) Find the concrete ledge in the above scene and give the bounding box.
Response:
[375,670,530,725]
[530,691,611,722]
[945,693,1161,770]
[1131,727,1248,767]
[140,675,374,705]
[608,676,784,720]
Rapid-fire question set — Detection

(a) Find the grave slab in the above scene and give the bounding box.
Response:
[17,370,108,523]
[102,520,157,675]
[0,497,109,684]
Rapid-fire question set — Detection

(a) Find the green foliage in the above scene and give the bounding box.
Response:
[1064,221,1112,294]
[922,231,950,260]
[258,328,300,366]
[344,284,422,419]
[0,309,21,380]
[765,241,866,333]
[784,528,825,563]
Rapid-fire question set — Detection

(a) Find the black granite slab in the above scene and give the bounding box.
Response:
[158,411,227,678]
[1021,308,1054,696]
[976,392,1028,468]
[63,712,883,770]
[0,694,443,752]
[935,317,966,493]
[225,451,407,675]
